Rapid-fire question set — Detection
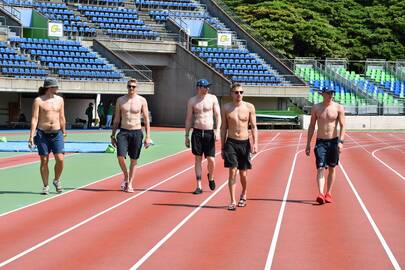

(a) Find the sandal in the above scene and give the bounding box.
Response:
[228,203,237,211]
[238,197,247,207]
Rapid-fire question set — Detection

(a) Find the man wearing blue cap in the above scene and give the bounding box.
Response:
[185,79,221,194]
[306,87,346,204]
[29,78,66,195]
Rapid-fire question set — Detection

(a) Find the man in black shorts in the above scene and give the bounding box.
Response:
[221,83,258,211]
[185,79,221,194]
[111,79,152,193]
[306,87,346,204]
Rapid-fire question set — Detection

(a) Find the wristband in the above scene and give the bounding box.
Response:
[63,133,67,137]
[111,135,115,139]
[338,139,344,144]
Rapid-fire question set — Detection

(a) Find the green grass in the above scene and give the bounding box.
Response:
[0,130,187,214]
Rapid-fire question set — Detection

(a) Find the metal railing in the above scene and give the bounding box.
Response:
[0,0,21,21]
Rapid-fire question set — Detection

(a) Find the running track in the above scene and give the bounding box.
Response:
[0,131,404,269]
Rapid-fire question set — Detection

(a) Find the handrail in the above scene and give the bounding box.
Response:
[94,38,152,81]
[0,0,21,21]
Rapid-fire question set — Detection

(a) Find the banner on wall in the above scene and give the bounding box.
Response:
[48,22,63,37]
[217,32,232,46]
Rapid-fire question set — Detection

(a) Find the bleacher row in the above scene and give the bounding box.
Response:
[0,38,124,81]
[135,0,198,10]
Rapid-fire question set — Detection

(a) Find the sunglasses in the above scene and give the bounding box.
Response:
[127,85,137,89]
[232,91,244,95]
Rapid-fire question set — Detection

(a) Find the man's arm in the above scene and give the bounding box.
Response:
[29,99,40,147]
[337,104,346,152]
[213,96,221,141]
[249,103,258,154]
[59,98,66,136]
[184,99,193,147]
[111,99,121,147]
[305,106,317,156]
[220,105,228,151]
[142,98,152,147]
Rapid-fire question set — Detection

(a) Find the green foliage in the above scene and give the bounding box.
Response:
[223,0,405,61]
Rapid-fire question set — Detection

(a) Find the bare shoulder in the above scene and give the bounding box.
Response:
[209,94,219,102]
[336,102,345,112]
[222,102,232,112]
[312,103,321,112]
[56,95,64,102]
[117,95,125,104]
[244,101,255,111]
[138,95,147,103]
[188,95,197,104]
[34,97,42,103]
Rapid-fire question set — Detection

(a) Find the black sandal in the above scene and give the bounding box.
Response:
[238,197,247,207]
[228,203,237,211]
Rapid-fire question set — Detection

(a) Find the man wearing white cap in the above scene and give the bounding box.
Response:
[29,78,66,195]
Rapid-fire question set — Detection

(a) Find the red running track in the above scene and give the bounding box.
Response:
[0,131,403,270]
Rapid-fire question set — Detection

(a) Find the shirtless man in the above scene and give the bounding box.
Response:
[111,79,152,193]
[29,78,66,195]
[221,83,258,211]
[306,87,346,204]
[185,79,221,194]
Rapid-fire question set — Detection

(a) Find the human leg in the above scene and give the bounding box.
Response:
[207,156,216,190]
[193,155,203,194]
[39,155,49,188]
[228,167,238,210]
[126,159,137,192]
[53,153,64,193]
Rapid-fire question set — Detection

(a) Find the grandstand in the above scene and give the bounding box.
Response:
[0,0,402,128]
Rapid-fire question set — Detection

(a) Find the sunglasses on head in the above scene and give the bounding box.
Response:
[233,91,244,95]
[127,85,137,89]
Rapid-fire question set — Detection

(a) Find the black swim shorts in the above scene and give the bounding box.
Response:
[117,128,143,160]
[223,138,252,170]
[191,128,215,157]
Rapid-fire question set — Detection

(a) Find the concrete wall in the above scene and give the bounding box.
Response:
[220,96,279,110]
[303,115,405,130]
[147,44,231,126]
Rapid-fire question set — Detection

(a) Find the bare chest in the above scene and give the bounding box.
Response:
[40,99,61,113]
[193,100,213,114]
[227,107,249,123]
[121,99,142,114]
[317,107,338,122]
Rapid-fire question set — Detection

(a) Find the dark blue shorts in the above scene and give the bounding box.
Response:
[34,129,65,156]
[314,137,339,169]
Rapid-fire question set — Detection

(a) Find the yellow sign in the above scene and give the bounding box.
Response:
[48,22,64,37]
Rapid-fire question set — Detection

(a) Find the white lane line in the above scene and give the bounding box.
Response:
[367,134,405,154]
[264,133,302,270]
[130,133,282,270]
[0,157,201,268]
[372,146,405,181]
[0,149,190,218]
[346,133,404,181]
[0,153,80,171]
[339,162,401,270]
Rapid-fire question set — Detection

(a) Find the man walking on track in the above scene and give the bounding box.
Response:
[221,83,258,211]
[306,87,346,204]
[185,79,221,194]
[111,79,152,193]
[29,78,66,195]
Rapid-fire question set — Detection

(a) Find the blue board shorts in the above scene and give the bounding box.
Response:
[314,137,339,169]
[34,129,65,156]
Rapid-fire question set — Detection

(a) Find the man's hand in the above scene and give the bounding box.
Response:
[305,144,311,156]
[214,129,220,141]
[144,137,152,148]
[111,136,117,148]
[28,137,35,150]
[338,142,343,154]
[185,136,190,148]
[251,143,258,154]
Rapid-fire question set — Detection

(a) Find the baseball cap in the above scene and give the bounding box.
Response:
[43,77,59,88]
[319,87,335,93]
[196,79,211,88]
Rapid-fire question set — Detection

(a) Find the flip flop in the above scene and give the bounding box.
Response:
[228,203,237,211]
[238,197,247,207]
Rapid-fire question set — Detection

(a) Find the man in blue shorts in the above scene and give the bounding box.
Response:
[29,78,66,195]
[306,87,346,204]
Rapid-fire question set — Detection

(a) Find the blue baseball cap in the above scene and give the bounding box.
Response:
[319,87,335,93]
[196,79,211,88]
